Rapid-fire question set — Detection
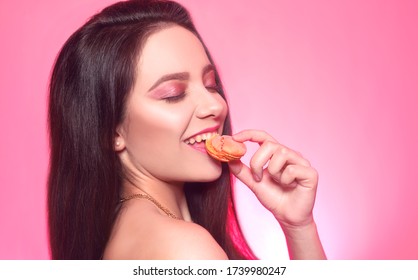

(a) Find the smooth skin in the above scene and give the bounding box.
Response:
[229,130,326,259]
[104,25,229,259]
[104,25,325,260]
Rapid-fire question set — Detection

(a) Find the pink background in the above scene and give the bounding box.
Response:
[1,0,417,259]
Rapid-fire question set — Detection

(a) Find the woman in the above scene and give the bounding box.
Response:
[48,0,326,260]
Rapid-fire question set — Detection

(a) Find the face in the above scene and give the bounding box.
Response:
[116,25,228,184]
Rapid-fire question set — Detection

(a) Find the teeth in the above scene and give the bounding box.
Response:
[185,132,218,145]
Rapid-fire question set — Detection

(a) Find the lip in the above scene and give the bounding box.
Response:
[184,125,221,142]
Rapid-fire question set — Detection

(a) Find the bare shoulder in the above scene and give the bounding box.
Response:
[104,202,228,260]
[158,220,228,260]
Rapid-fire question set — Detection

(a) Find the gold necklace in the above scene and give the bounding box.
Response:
[120,193,181,220]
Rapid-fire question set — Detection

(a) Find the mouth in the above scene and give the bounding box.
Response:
[184,131,219,145]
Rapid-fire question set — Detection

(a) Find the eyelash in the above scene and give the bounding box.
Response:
[163,84,221,103]
[164,93,186,103]
[206,85,221,93]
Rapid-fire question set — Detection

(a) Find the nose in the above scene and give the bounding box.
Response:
[194,87,227,120]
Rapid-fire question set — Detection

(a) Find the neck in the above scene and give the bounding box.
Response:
[122,175,191,221]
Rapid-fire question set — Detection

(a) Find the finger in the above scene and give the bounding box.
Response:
[266,151,287,176]
[249,140,278,182]
[233,130,309,164]
[232,129,276,144]
[279,165,319,189]
[268,145,311,173]
[251,142,311,182]
[228,160,256,191]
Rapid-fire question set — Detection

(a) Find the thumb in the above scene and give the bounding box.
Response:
[228,160,256,192]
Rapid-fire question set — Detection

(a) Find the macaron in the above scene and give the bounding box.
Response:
[205,134,246,162]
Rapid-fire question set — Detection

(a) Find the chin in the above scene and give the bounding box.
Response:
[189,163,223,183]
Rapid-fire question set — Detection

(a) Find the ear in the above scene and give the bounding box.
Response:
[114,130,126,152]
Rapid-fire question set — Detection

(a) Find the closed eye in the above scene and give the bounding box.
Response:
[163,92,186,103]
[206,85,221,93]
[203,66,220,93]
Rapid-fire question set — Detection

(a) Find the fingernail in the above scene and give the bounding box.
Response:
[253,173,261,182]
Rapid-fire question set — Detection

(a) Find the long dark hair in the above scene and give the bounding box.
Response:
[48,0,256,260]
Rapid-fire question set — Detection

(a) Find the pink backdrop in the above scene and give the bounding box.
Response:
[1,0,417,259]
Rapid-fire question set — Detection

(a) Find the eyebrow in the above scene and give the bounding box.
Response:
[147,64,217,92]
[147,72,189,92]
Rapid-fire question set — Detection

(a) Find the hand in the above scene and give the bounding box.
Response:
[228,129,319,230]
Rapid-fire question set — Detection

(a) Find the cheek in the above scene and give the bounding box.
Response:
[121,96,227,182]
[121,102,193,177]
[125,104,189,151]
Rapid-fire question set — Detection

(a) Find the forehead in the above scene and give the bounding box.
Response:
[136,25,210,86]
